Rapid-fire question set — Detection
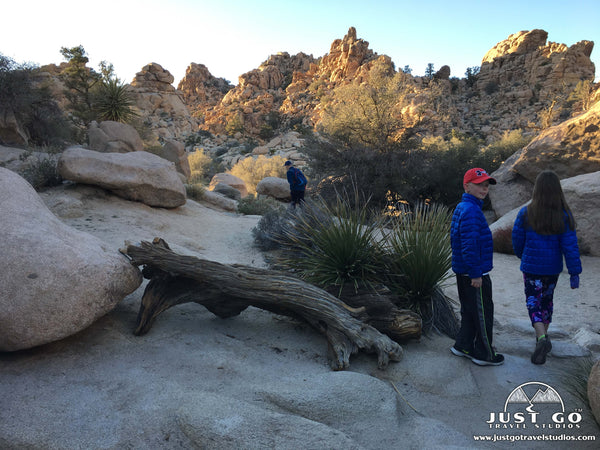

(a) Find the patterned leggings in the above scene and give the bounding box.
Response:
[523,273,559,325]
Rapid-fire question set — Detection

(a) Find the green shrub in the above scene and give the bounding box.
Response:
[252,208,291,252]
[188,149,214,183]
[237,195,286,216]
[383,201,456,334]
[93,79,138,123]
[0,54,76,146]
[273,193,386,294]
[19,155,62,190]
[229,155,287,195]
[185,183,205,201]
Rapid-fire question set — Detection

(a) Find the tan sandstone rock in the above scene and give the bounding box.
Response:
[129,63,198,141]
[490,100,600,217]
[256,176,291,200]
[88,120,144,153]
[58,146,186,208]
[208,173,248,198]
[588,360,600,427]
[0,167,142,351]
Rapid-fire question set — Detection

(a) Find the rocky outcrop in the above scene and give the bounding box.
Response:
[58,146,186,208]
[281,27,389,128]
[256,176,290,200]
[589,360,600,426]
[88,120,144,153]
[177,63,233,120]
[490,100,600,217]
[129,63,199,141]
[200,189,238,211]
[490,171,600,256]
[0,109,28,146]
[460,29,596,138]
[0,167,142,351]
[201,52,315,136]
[155,139,191,178]
[208,172,248,198]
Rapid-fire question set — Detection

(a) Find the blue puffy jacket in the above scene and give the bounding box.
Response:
[451,193,494,278]
[286,167,307,191]
[512,206,582,276]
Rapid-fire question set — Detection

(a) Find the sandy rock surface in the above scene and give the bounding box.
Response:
[1,183,599,448]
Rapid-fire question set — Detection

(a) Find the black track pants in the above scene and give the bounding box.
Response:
[454,274,495,360]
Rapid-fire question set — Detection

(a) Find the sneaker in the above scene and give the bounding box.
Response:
[531,336,551,365]
[472,352,505,366]
[451,346,474,360]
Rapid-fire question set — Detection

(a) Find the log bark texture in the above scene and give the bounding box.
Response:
[124,238,421,370]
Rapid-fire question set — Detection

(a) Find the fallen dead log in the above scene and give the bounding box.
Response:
[123,238,421,370]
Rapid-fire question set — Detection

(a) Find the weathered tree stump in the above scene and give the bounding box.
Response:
[123,238,421,370]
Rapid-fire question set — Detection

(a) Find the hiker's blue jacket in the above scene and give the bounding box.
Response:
[451,193,494,279]
[286,167,306,191]
[512,206,582,276]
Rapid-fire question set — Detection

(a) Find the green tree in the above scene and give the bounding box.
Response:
[0,53,74,146]
[465,66,480,87]
[568,79,595,113]
[319,60,412,151]
[425,63,435,79]
[60,45,101,125]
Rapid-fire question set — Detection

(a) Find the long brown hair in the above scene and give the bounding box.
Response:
[526,170,575,234]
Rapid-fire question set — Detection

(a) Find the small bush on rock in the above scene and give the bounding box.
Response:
[229,155,287,195]
[19,154,62,190]
[238,195,286,216]
[185,183,205,201]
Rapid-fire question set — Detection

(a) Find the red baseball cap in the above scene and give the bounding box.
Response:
[463,168,497,185]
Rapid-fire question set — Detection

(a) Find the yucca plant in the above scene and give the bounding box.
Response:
[383,201,457,335]
[274,193,386,294]
[94,79,139,123]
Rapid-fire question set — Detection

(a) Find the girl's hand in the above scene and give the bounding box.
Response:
[570,274,579,289]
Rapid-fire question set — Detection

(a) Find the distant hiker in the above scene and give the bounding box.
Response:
[512,170,582,365]
[450,168,504,366]
[284,160,307,208]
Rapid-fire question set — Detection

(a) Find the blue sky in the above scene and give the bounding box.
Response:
[3,0,599,85]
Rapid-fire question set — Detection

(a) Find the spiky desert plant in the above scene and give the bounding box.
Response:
[94,79,138,123]
[384,201,455,334]
[274,192,386,293]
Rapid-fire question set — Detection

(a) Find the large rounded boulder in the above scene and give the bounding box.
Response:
[0,167,142,351]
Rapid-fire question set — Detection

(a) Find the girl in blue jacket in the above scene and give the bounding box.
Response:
[512,170,582,365]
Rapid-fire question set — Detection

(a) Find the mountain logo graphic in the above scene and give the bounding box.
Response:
[504,381,564,413]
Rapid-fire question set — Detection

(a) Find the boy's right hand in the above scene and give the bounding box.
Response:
[471,277,482,288]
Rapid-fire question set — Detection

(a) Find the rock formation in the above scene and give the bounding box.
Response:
[88,120,144,153]
[177,62,234,121]
[0,167,142,351]
[129,63,199,141]
[490,99,600,217]
[200,51,315,136]
[208,172,248,198]
[58,146,187,208]
[256,176,291,200]
[462,29,596,138]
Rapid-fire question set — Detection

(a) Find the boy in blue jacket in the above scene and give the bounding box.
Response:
[450,168,504,366]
